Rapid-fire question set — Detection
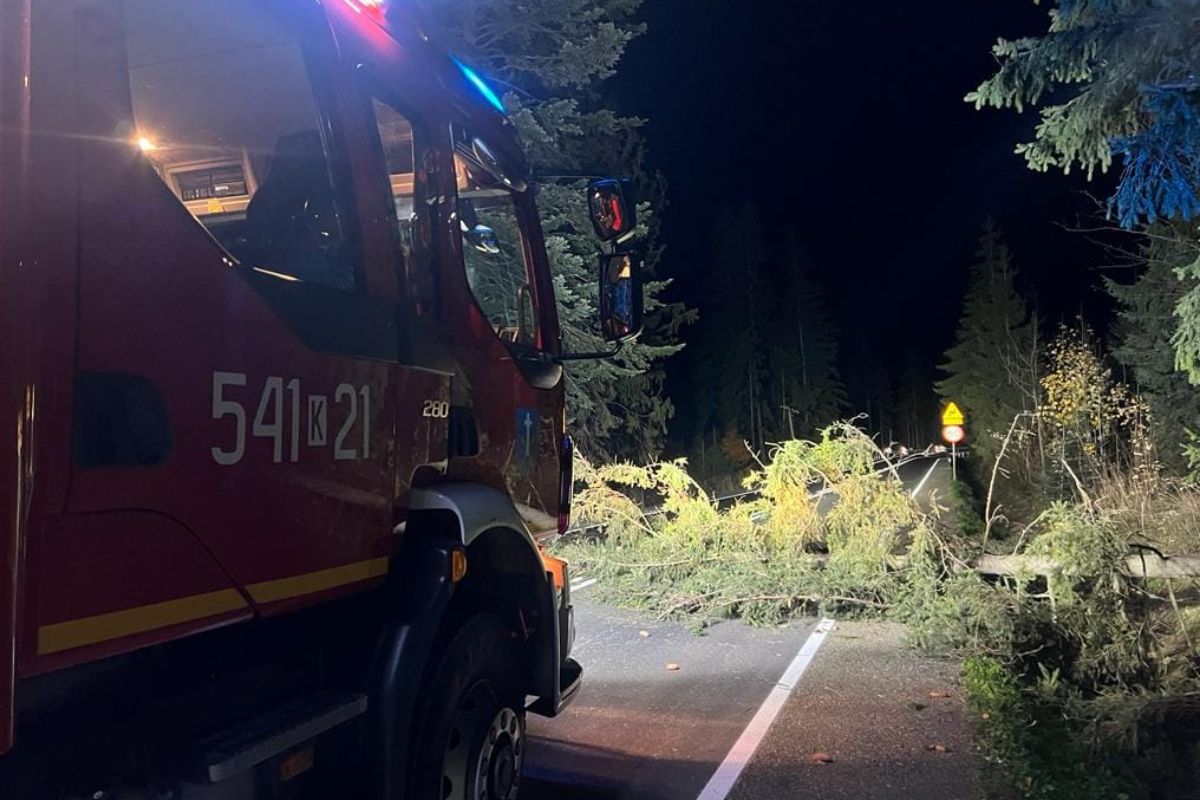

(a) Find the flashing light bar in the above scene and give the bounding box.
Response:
[339,0,505,116]
[342,0,385,19]
[452,57,507,115]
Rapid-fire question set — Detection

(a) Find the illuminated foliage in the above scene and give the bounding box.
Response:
[415,0,643,91]
[970,2,1200,385]
[1039,325,1152,482]
[561,423,927,625]
[968,0,1200,228]
[1040,329,1111,432]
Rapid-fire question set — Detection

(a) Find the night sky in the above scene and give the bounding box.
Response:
[612,0,1125,446]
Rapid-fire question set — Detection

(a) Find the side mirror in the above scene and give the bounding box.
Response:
[587,178,636,243]
[599,251,643,342]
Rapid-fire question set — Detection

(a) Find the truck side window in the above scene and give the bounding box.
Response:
[371,99,436,314]
[454,154,540,349]
[123,0,354,290]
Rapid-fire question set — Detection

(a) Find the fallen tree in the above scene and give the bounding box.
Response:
[973,552,1200,579]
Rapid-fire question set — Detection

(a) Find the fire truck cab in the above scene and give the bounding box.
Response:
[0,0,641,797]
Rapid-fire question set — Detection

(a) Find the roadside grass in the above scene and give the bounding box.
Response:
[963,656,1141,800]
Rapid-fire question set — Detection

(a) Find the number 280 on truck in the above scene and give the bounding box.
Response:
[0,0,643,797]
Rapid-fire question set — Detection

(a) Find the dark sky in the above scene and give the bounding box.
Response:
[611,0,1124,443]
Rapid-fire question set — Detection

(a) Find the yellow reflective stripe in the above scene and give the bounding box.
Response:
[246,558,389,605]
[35,558,389,656]
[37,588,248,655]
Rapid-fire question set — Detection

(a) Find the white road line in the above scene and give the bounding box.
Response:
[695,618,836,800]
[910,458,944,499]
[570,578,598,593]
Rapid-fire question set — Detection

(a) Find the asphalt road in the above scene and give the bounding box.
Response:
[523,598,820,800]
[897,453,953,511]
[727,621,982,800]
[521,454,954,800]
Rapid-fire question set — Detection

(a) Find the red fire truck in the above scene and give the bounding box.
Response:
[0,0,642,797]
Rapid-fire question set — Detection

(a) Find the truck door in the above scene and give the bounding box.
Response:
[31,0,406,667]
[446,150,566,534]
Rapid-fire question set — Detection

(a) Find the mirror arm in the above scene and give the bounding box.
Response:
[551,340,626,362]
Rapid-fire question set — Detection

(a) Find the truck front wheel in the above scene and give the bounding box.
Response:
[409,613,526,800]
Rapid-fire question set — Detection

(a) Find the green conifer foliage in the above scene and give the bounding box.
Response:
[938,221,1038,461]
[698,205,771,453]
[970,2,1200,380]
[968,1,1200,224]
[1107,226,1200,472]
[768,240,847,441]
[414,0,694,461]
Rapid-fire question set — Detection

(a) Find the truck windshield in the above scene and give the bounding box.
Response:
[455,154,539,349]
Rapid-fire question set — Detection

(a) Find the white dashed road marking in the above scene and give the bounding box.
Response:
[910,457,945,499]
[570,578,598,593]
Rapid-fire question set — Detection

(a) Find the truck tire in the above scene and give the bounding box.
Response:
[408,613,526,800]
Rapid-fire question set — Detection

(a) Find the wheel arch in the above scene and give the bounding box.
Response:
[371,483,561,798]
[406,483,541,551]
[407,484,558,697]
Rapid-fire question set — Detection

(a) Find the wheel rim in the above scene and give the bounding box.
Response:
[441,681,524,800]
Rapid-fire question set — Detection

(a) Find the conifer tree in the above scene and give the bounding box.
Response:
[414,0,694,461]
[691,213,847,459]
[970,1,1200,379]
[969,0,1200,229]
[767,240,846,440]
[937,221,1037,461]
[895,356,938,446]
[696,204,770,453]
[1107,227,1200,472]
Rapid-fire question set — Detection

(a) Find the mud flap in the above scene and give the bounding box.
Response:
[528,567,581,718]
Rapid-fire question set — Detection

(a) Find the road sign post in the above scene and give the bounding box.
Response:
[941,403,966,482]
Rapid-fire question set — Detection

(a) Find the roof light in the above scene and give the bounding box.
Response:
[452,57,506,114]
[136,136,157,152]
[342,0,385,19]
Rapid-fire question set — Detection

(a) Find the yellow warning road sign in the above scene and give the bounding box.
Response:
[941,402,965,427]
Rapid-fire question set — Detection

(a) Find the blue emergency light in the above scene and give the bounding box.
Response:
[452,57,507,114]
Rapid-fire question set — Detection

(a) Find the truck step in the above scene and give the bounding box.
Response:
[195,690,368,783]
[529,657,583,717]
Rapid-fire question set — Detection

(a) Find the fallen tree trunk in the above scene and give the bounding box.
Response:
[972,553,1200,579]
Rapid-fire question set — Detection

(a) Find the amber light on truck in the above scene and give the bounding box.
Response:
[450,549,468,583]
[540,550,568,592]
